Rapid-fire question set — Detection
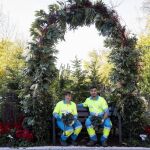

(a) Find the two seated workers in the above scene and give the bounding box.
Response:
[53,86,112,146]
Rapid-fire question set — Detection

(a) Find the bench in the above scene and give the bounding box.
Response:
[52,106,122,145]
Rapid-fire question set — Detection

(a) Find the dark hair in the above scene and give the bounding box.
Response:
[89,85,97,90]
[63,91,72,96]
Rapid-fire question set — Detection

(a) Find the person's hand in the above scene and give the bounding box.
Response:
[90,112,96,116]
[73,115,78,122]
[57,115,62,121]
[101,118,104,124]
[54,113,62,121]
[74,115,77,119]
[69,120,75,126]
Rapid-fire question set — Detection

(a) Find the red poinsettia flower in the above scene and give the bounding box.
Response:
[15,129,34,142]
[4,123,11,133]
[16,129,24,138]
[14,123,23,130]
[145,126,150,135]
[22,129,34,141]
[0,122,6,134]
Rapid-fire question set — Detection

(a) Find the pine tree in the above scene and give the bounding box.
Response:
[71,56,88,102]
[84,50,101,87]
[57,64,73,99]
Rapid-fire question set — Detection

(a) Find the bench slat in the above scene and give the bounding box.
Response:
[78,112,89,117]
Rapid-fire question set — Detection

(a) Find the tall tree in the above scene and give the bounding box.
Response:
[142,0,150,34]
[84,50,101,87]
[0,40,25,94]
[57,64,73,99]
[0,6,16,39]
[143,0,150,15]
[83,50,113,93]
[71,56,88,102]
[137,28,150,100]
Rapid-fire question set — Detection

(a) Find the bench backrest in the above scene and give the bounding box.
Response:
[77,107,89,123]
[77,106,115,123]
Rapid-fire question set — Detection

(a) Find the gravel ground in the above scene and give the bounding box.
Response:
[0,146,150,150]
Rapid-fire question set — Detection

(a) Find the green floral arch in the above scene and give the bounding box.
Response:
[24,0,144,142]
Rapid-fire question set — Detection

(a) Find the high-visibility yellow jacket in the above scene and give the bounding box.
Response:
[82,96,109,116]
[53,100,77,116]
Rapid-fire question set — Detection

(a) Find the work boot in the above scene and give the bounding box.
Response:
[71,140,78,146]
[101,141,108,147]
[60,139,68,146]
[86,140,97,146]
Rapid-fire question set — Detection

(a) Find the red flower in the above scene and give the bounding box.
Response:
[145,126,150,135]
[16,130,24,138]
[0,122,6,135]
[15,129,33,142]
[14,123,23,130]
[4,123,11,133]
[22,129,34,141]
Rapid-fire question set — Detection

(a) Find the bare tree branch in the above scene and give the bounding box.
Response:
[143,0,150,15]
[109,0,124,9]
[0,3,16,39]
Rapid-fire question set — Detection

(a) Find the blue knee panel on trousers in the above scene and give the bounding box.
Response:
[57,120,73,131]
[73,120,82,129]
[102,118,112,128]
[85,117,92,127]
[71,120,82,141]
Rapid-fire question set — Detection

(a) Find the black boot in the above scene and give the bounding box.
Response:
[60,139,68,146]
[86,140,97,146]
[101,141,108,147]
[71,140,78,146]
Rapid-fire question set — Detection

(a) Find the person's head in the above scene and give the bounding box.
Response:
[89,85,98,97]
[64,91,72,102]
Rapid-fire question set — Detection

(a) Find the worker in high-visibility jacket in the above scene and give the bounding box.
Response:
[53,91,82,146]
[78,86,112,146]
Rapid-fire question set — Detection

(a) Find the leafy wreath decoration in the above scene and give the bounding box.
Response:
[23,0,144,141]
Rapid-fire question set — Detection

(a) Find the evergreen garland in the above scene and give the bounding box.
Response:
[22,0,146,143]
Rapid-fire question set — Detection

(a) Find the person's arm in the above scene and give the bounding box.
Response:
[103,111,109,119]
[77,98,88,108]
[53,103,61,120]
[73,104,78,120]
[77,103,84,108]
[101,98,109,123]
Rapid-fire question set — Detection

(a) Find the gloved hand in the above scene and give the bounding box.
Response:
[53,113,62,121]
[69,120,75,126]
[73,115,78,122]
[57,115,62,121]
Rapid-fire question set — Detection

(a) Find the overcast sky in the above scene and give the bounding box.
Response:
[0,0,146,66]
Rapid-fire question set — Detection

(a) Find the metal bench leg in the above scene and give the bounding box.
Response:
[118,114,122,145]
[52,117,56,145]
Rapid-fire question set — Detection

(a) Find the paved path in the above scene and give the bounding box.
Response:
[0,146,150,150]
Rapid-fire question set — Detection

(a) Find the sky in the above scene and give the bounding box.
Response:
[0,0,147,67]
